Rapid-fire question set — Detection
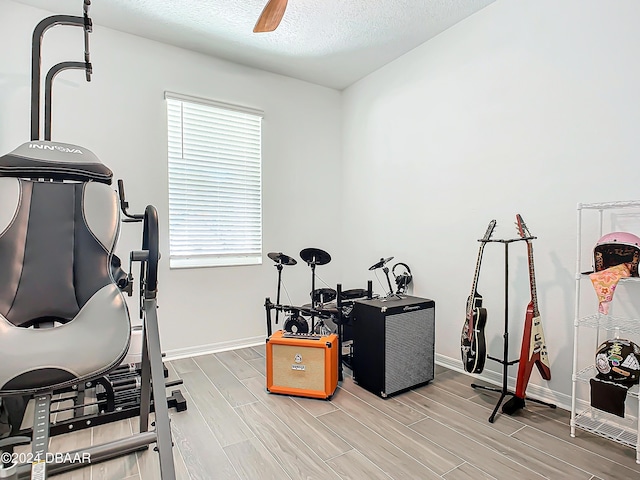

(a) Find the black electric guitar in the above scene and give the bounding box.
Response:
[461,219,497,373]
[503,214,552,413]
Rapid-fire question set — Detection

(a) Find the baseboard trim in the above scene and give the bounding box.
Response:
[436,353,572,412]
[163,335,265,361]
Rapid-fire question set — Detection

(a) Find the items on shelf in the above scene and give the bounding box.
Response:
[594,338,640,386]
[590,378,628,418]
[590,338,640,418]
[589,264,631,314]
[588,231,640,314]
[593,231,640,277]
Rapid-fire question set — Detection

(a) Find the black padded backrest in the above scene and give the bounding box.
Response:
[0,141,130,395]
[0,179,118,327]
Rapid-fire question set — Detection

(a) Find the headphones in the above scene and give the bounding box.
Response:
[392,262,412,293]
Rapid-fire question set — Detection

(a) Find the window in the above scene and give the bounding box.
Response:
[165,92,263,268]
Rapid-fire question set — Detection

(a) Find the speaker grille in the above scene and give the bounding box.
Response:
[271,344,325,392]
[385,307,435,395]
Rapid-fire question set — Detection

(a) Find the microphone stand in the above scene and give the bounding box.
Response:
[381,266,403,300]
[382,265,394,297]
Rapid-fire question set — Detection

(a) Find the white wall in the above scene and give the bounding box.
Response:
[0,0,343,355]
[341,0,640,407]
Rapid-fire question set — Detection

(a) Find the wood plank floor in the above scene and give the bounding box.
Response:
[16,345,640,479]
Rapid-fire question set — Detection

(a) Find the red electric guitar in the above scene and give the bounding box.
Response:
[503,214,551,413]
[461,219,496,374]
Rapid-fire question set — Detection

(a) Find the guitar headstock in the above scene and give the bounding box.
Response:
[482,219,497,242]
[515,214,532,239]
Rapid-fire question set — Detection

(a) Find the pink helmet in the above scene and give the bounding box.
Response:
[594,231,640,277]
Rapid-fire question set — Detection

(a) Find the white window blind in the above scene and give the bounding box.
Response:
[166,93,263,268]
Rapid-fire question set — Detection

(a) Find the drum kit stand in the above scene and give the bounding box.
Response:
[264,248,413,382]
[267,251,297,326]
[299,247,332,332]
[264,248,374,381]
[265,248,339,336]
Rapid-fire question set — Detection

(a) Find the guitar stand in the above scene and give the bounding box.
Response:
[470,237,556,423]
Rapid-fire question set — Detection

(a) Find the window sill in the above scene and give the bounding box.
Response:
[169,256,262,269]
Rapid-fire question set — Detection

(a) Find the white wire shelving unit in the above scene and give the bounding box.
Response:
[571,200,640,464]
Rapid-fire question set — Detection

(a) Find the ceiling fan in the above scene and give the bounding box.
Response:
[253,0,288,33]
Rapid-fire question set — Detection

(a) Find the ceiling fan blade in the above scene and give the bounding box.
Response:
[253,0,288,33]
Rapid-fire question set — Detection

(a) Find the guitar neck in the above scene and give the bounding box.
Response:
[526,240,539,317]
[467,243,486,315]
[467,219,496,316]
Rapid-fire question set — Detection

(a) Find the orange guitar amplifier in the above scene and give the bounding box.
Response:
[266,330,338,400]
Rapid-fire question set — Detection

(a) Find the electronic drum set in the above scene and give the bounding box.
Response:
[265,248,368,335]
[264,248,413,376]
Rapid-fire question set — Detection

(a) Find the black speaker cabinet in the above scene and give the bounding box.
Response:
[352,296,435,398]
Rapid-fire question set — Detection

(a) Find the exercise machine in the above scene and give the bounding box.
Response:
[0,2,177,478]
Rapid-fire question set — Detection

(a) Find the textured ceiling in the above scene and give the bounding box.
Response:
[12,0,495,90]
